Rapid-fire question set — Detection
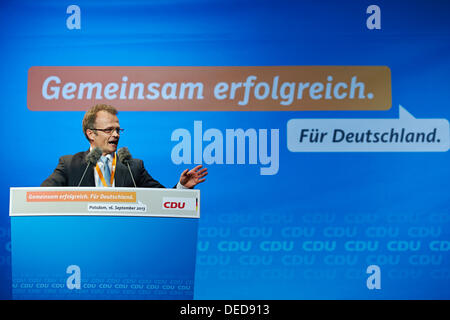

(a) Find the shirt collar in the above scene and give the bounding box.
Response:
[89,147,114,162]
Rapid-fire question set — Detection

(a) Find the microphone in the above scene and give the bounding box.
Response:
[117,147,137,188]
[77,147,102,187]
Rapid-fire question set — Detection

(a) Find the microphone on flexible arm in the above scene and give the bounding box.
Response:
[77,147,102,187]
[117,147,137,188]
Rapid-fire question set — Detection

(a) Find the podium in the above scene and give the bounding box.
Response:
[9,187,200,300]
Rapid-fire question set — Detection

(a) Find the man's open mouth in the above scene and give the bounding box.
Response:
[109,141,118,146]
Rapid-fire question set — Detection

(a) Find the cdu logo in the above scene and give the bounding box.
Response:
[164,201,186,209]
[162,197,195,211]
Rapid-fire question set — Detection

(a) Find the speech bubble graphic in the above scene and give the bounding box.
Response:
[287,105,450,152]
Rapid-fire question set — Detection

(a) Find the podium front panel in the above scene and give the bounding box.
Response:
[10,187,200,300]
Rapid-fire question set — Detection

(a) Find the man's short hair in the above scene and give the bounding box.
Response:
[82,104,118,142]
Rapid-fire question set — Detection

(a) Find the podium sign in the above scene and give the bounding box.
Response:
[10,187,200,300]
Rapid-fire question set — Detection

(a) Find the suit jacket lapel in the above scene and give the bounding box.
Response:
[77,150,96,187]
[115,157,129,187]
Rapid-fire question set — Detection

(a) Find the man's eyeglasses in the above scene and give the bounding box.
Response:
[90,127,124,135]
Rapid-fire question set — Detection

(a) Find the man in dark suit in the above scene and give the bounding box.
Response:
[41,104,207,188]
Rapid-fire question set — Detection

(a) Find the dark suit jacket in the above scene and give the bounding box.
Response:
[41,151,166,188]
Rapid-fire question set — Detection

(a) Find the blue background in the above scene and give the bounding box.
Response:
[0,0,449,299]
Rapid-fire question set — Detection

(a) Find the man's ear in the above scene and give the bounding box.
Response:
[86,129,96,142]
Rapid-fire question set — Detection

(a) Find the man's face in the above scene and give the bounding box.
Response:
[87,110,121,155]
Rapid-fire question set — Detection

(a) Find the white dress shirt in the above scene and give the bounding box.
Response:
[94,153,114,187]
